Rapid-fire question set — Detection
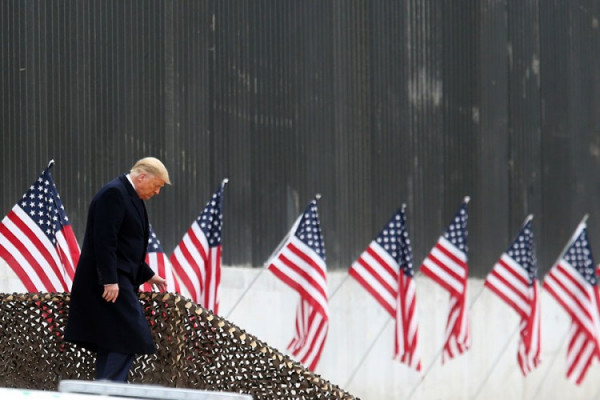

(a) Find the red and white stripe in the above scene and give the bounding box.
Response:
[441,290,471,361]
[486,253,533,318]
[268,236,328,319]
[394,271,421,371]
[288,299,329,371]
[421,236,468,298]
[349,240,398,316]
[56,225,79,283]
[171,224,221,312]
[350,227,421,372]
[544,259,600,383]
[566,322,600,385]
[267,204,328,372]
[518,281,542,375]
[0,206,78,292]
[544,261,600,354]
[142,252,181,293]
[486,253,541,375]
[421,236,470,362]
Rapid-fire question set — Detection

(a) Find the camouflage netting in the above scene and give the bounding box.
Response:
[0,292,357,399]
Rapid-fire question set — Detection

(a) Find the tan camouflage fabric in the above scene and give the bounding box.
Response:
[0,292,356,399]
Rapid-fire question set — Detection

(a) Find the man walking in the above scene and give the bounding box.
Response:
[66,157,170,381]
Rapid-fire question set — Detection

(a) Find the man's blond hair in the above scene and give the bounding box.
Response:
[130,157,171,185]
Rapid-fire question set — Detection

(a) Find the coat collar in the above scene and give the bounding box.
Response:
[119,174,138,199]
[118,174,148,225]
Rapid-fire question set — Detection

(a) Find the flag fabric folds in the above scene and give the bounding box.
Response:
[543,218,600,384]
[267,199,328,371]
[288,298,329,371]
[0,160,80,292]
[420,197,470,362]
[141,224,181,293]
[484,216,541,375]
[170,180,227,313]
[349,206,421,371]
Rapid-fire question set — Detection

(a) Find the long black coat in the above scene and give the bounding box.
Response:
[65,175,156,354]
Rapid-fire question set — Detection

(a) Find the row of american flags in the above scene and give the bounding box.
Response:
[1,162,600,384]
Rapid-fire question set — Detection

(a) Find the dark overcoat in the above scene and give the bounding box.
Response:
[65,175,156,354]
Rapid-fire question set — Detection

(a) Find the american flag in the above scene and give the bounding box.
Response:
[0,160,80,292]
[170,180,227,313]
[420,197,470,362]
[141,224,181,293]
[267,199,328,371]
[543,219,600,384]
[484,216,541,375]
[349,206,421,371]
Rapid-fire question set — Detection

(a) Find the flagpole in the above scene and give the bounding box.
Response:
[530,328,570,400]
[469,324,520,400]
[224,268,266,319]
[343,316,393,389]
[406,282,486,400]
[550,214,588,267]
[264,194,320,267]
[225,193,320,319]
[224,224,291,319]
[264,216,301,267]
[328,274,351,300]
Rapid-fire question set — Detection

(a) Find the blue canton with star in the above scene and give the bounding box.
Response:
[146,224,165,253]
[564,227,596,286]
[195,185,224,247]
[443,202,468,253]
[294,200,326,260]
[506,220,537,285]
[18,166,70,246]
[375,208,414,277]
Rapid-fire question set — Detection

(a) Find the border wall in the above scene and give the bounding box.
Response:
[2,1,600,276]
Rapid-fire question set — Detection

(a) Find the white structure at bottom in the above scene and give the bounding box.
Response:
[0,260,598,400]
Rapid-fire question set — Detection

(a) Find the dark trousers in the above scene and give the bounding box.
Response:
[96,349,135,382]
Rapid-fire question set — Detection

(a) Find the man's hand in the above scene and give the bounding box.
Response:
[147,274,167,292]
[102,283,119,303]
